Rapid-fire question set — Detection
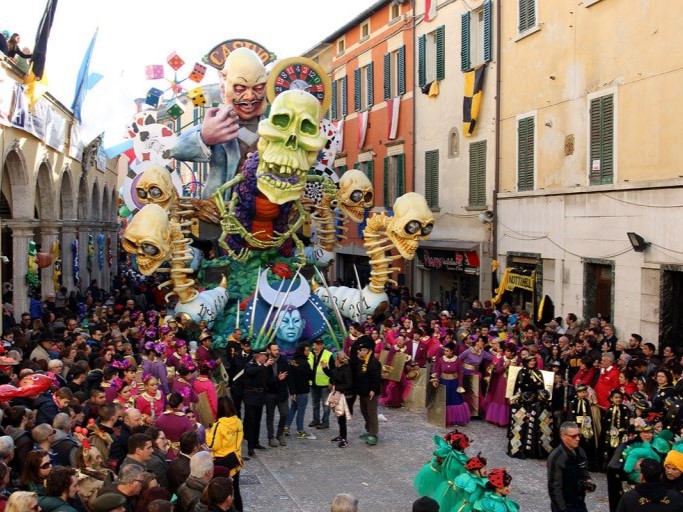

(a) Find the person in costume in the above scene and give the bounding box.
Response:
[196,331,214,366]
[141,341,169,394]
[599,389,631,471]
[136,375,166,424]
[651,368,676,414]
[414,430,470,499]
[663,447,683,494]
[111,378,136,409]
[430,342,470,426]
[484,342,519,427]
[436,453,487,512]
[167,339,192,371]
[193,361,219,422]
[154,392,194,458]
[507,355,546,459]
[379,334,413,408]
[459,336,493,418]
[472,468,519,512]
[567,384,600,470]
[171,363,199,410]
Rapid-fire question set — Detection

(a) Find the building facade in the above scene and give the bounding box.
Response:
[1,57,119,320]
[497,0,683,347]
[413,0,496,316]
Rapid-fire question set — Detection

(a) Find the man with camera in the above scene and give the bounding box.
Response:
[547,421,596,512]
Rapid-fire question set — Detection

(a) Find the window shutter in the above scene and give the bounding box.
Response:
[397,154,405,196]
[341,76,348,116]
[519,0,535,32]
[519,0,527,32]
[527,0,536,29]
[469,141,487,206]
[517,117,534,191]
[398,46,406,95]
[461,13,471,72]
[367,62,374,107]
[418,34,427,88]
[436,25,445,81]
[366,159,374,184]
[590,96,614,185]
[354,68,361,111]
[425,150,439,209]
[331,80,338,119]
[484,0,493,62]
[353,162,360,170]
[383,157,390,209]
[384,53,391,100]
[337,165,347,175]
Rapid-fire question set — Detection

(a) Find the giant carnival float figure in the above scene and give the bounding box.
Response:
[121,46,434,353]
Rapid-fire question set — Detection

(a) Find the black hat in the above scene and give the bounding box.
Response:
[357,335,374,351]
[412,497,439,512]
[575,384,588,393]
[92,493,127,512]
[252,347,267,355]
[240,338,252,346]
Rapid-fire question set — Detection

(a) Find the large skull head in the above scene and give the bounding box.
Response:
[121,204,172,275]
[338,169,374,223]
[386,193,434,260]
[257,90,327,204]
[135,166,177,210]
[221,48,268,120]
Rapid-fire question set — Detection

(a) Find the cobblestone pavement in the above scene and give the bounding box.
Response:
[239,406,610,511]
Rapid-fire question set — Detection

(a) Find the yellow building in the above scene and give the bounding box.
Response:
[497,0,683,345]
[0,57,119,319]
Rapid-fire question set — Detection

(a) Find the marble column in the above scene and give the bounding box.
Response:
[60,223,78,293]
[39,222,60,299]
[8,222,35,320]
[77,224,90,291]
[109,225,119,286]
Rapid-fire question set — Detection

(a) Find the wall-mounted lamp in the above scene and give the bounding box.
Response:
[627,232,650,252]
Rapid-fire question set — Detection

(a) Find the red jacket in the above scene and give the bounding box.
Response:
[595,365,621,408]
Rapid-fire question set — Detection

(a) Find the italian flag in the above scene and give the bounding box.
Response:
[425,0,437,22]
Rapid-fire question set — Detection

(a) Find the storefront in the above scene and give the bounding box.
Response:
[491,252,543,317]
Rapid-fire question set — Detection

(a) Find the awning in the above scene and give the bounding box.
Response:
[335,244,368,256]
[418,239,480,251]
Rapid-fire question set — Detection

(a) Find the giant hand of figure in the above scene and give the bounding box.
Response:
[200,106,240,146]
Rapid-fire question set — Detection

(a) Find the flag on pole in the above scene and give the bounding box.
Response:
[71,28,99,123]
[425,0,437,22]
[26,0,58,110]
[335,118,344,151]
[357,110,368,149]
[387,97,400,140]
[463,65,486,136]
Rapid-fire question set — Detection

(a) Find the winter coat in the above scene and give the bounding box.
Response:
[616,482,683,512]
[33,392,59,425]
[50,430,79,467]
[37,496,78,512]
[146,449,169,488]
[176,475,208,512]
[287,353,313,395]
[331,362,354,397]
[354,354,381,397]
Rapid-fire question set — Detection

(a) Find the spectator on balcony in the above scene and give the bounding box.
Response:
[7,34,31,60]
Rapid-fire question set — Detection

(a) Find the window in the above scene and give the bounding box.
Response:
[517,115,535,191]
[461,1,492,71]
[330,76,348,120]
[589,94,614,185]
[361,21,370,40]
[384,46,406,99]
[518,0,537,33]
[468,141,487,207]
[418,25,445,88]
[337,38,345,55]
[383,154,405,209]
[336,164,348,176]
[354,160,374,184]
[425,150,439,209]
[354,64,374,112]
[390,2,400,21]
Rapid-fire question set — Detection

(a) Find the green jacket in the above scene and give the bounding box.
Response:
[37,496,78,512]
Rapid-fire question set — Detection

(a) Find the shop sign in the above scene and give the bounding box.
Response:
[505,272,535,292]
[418,249,479,273]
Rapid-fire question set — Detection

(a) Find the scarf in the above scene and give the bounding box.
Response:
[361,353,371,373]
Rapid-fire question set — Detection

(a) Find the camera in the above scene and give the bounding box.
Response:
[578,480,597,493]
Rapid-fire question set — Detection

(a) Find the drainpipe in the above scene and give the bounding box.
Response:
[411,0,417,294]
[492,0,502,294]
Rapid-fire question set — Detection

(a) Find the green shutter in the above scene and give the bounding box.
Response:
[397,154,405,196]
[331,80,338,119]
[337,165,347,175]
[590,95,614,185]
[383,157,390,209]
[519,0,535,32]
[418,34,426,88]
[341,76,348,116]
[398,46,406,95]
[367,62,374,107]
[366,159,374,184]
[469,141,487,207]
[425,150,439,209]
[384,53,391,100]
[461,13,471,71]
[517,117,534,191]
[353,162,360,169]
[484,0,493,62]
[436,25,445,81]
[527,0,536,29]
[354,68,361,111]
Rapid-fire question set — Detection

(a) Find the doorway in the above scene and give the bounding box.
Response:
[583,260,614,321]
[660,269,683,353]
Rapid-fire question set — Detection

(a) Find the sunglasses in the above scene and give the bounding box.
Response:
[40,462,53,469]
[563,433,581,439]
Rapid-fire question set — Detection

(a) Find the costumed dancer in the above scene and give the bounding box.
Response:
[567,384,601,470]
[651,369,676,415]
[141,341,170,394]
[414,430,470,498]
[172,363,199,410]
[460,336,493,419]
[136,374,166,424]
[599,389,631,471]
[111,378,135,409]
[472,468,519,512]
[435,453,487,512]
[154,392,194,458]
[193,361,219,424]
[484,342,519,427]
[507,355,547,459]
[167,339,192,371]
[379,335,413,408]
[430,342,471,426]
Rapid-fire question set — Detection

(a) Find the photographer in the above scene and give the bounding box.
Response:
[547,421,596,512]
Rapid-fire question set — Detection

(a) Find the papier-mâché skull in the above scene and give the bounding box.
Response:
[221,48,268,120]
[338,169,374,223]
[257,90,327,205]
[135,166,177,210]
[121,204,172,275]
[386,192,434,260]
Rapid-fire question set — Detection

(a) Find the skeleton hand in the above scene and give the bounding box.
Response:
[180,198,222,225]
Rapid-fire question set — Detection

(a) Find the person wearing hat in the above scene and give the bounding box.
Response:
[30,333,55,364]
[92,492,127,512]
[196,331,214,365]
[242,347,269,456]
[567,384,600,470]
[664,448,683,493]
[227,337,253,419]
[618,458,683,511]
[473,468,519,512]
[548,421,595,512]
[599,389,632,471]
[437,453,488,512]
[508,354,547,459]
[354,335,382,446]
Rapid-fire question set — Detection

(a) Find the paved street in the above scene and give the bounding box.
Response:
[239,406,609,511]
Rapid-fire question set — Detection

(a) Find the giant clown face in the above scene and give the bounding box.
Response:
[256,90,327,204]
[221,48,268,121]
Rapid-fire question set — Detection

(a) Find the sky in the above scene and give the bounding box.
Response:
[4,0,374,144]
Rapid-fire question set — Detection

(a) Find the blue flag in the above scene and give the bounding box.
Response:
[71,28,99,123]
